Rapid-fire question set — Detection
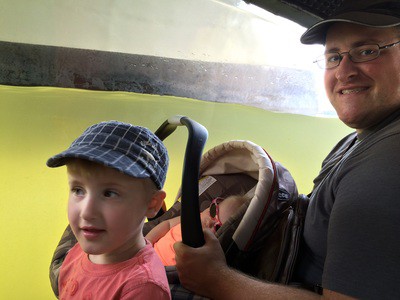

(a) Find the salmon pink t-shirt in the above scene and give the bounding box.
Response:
[153,224,182,266]
[59,240,171,300]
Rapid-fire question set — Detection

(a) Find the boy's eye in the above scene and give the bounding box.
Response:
[104,190,119,198]
[71,187,84,196]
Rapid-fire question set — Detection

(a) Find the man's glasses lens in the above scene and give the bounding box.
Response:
[314,43,395,69]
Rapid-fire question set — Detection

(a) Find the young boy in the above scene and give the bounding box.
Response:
[47,121,171,299]
[146,195,248,266]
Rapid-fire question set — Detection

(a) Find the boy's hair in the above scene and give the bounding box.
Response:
[47,121,169,189]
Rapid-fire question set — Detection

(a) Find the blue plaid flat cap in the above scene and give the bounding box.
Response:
[47,121,169,189]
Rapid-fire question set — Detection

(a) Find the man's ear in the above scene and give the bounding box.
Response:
[146,190,166,218]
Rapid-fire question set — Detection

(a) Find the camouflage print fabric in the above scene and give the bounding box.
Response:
[166,266,210,299]
[49,225,77,297]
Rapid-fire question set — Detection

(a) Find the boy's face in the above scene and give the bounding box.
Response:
[67,160,159,264]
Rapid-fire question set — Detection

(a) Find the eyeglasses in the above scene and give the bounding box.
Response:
[313,40,400,69]
[209,197,223,231]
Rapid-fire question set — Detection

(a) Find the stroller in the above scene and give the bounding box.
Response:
[143,116,304,298]
[50,116,307,299]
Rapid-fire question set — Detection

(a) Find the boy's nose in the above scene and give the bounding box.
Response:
[80,195,98,220]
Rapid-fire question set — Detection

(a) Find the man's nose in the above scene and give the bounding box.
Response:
[334,53,359,81]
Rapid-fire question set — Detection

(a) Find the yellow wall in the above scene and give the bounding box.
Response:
[0,84,352,299]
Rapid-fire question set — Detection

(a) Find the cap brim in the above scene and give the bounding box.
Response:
[46,145,152,179]
[301,12,400,45]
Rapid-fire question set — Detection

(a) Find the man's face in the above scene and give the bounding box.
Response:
[324,23,400,132]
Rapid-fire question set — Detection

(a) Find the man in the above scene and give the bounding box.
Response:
[174,2,400,299]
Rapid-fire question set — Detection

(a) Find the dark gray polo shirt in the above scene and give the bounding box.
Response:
[295,110,400,299]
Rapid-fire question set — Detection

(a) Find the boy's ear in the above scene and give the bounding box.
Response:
[146,190,166,218]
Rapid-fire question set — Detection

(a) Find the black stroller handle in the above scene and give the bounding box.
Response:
[155,116,208,248]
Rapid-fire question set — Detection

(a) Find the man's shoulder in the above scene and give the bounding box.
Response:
[361,109,400,140]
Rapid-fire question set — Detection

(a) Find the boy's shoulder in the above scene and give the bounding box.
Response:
[120,242,171,298]
[130,241,168,279]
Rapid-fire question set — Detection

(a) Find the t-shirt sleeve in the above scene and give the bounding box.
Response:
[121,282,171,300]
